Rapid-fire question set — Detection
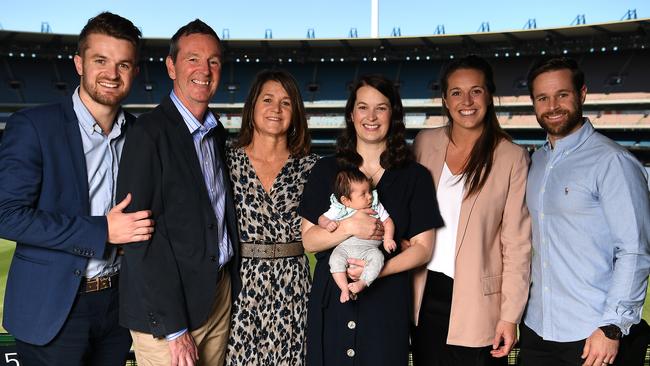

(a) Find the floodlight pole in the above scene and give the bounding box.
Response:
[371,0,379,38]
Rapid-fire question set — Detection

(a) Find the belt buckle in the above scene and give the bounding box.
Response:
[84,278,92,292]
[85,277,98,292]
[82,275,113,293]
[99,276,111,290]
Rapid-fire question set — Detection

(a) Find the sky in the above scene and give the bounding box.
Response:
[0,0,647,39]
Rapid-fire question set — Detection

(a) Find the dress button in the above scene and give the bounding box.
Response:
[346,349,355,357]
[211,255,217,262]
[347,321,356,329]
[74,269,82,276]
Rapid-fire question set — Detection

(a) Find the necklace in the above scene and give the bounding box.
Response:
[360,165,383,182]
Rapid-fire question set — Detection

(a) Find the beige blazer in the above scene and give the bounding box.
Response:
[413,127,532,347]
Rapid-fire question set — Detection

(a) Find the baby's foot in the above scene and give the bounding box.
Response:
[348,280,367,296]
[340,289,350,303]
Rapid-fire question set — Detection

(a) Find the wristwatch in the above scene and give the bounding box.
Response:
[599,324,623,340]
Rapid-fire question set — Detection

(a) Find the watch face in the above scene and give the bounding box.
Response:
[600,325,622,340]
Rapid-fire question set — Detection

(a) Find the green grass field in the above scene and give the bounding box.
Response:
[0,239,14,333]
[0,243,647,334]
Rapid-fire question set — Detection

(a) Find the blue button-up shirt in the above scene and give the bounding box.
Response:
[169,91,233,268]
[72,87,125,278]
[524,119,650,342]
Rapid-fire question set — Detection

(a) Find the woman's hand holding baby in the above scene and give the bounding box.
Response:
[339,208,383,240]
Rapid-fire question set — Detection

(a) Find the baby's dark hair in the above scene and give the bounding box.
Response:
[334,168,371,201]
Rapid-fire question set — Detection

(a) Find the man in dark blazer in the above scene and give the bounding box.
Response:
[0,12,154,366]
[117,19,240,366]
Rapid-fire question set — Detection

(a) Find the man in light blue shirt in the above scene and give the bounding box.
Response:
[0,12,154,366]
[520,57,650,366]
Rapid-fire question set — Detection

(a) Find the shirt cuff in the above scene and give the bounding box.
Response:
[601,308,641,336]
[165,328,187,341]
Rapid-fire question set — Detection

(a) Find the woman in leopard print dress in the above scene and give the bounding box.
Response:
[225,70,317,366]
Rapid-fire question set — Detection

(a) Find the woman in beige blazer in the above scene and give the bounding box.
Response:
[411,55,532,365]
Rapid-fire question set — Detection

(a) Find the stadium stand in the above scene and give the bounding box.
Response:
[1,19,648,105]
[1,19,648,165]
[0,58,21,104]
[5,51,642,106]
[0,17,649,366]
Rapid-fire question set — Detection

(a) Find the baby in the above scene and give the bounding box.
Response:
[318,168,396,303]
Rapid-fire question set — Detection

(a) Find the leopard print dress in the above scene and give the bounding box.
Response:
[225,147,318,366]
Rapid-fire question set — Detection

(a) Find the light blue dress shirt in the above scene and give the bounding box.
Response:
[166,91,233,340]
[524,119,650,342]
[72,87,125,279]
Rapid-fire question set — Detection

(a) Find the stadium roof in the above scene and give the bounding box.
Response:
[1,18,648,62]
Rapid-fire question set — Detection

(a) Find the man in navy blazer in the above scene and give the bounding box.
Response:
[117,19,240,366]
[0,12,153,366]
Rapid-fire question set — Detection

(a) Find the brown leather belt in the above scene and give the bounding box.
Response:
[79,273,119,293]
[240,242,304,259]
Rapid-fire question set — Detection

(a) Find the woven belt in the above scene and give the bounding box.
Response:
[240,242,304,259]
[79,273,119,293]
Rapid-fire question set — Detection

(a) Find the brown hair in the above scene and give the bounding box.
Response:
[169,19,220,62]
[334,168,371,201]
[77,12,141,57]
[527,57,585,97]
[237,69,311,157]
[336,74,412,170]
[440,55,510,197]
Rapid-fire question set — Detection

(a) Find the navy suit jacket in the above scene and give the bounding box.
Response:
[0,98,133,345]
[116,96,241,338]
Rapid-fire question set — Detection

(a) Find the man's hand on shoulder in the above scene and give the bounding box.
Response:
[581,327,619,366]
[107,193,154,244]
[168,331,198,366]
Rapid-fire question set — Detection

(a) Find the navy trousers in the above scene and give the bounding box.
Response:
[519,321,650,366]
[15,285,131,366]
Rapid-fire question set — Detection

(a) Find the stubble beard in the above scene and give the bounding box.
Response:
[82,76,127,107]
[537,102,584,139]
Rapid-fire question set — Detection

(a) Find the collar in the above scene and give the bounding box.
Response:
[169,90,218,135]
[72,87,125,136]
[542,118,594,154]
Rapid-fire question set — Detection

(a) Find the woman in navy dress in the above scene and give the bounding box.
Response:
[298,74,443,366]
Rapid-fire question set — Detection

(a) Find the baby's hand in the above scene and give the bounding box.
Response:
[326,221,339,232]
[384,239,397,253]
